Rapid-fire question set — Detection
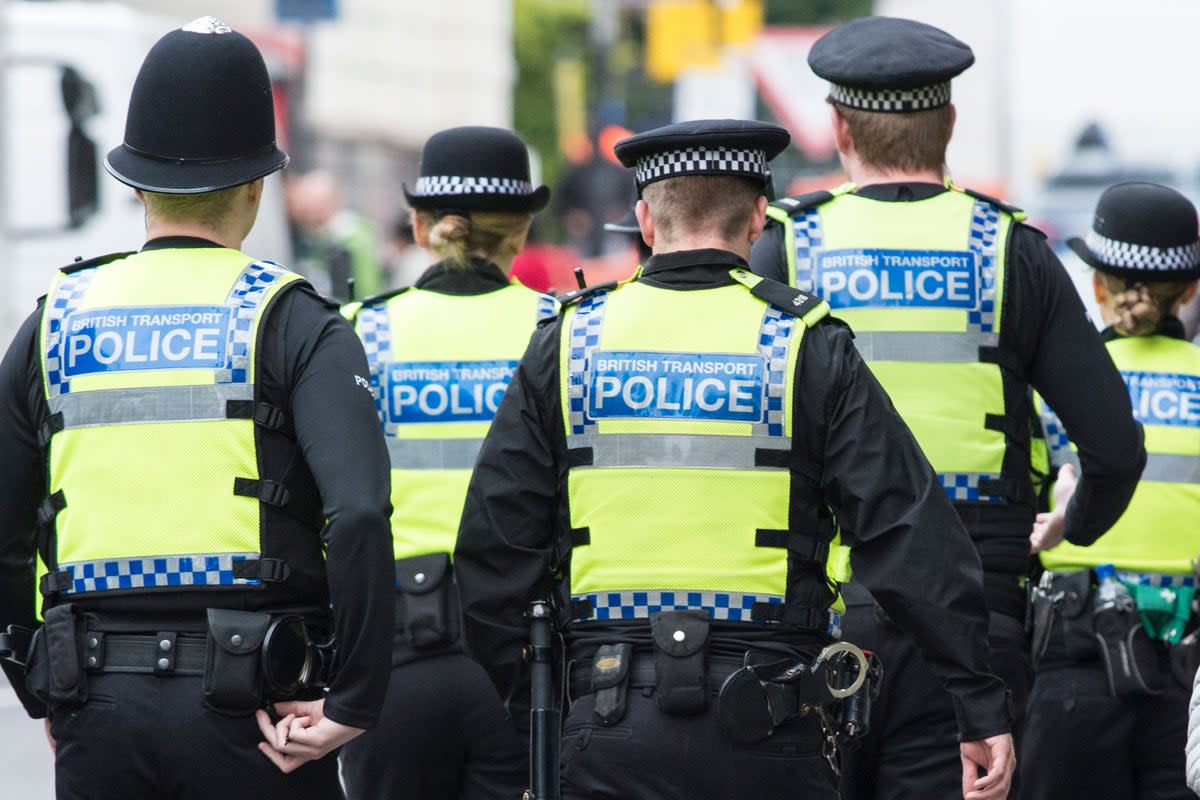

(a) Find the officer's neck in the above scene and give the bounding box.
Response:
[841,153,944,189]
[143,219,246,251]
[653,235,749,261]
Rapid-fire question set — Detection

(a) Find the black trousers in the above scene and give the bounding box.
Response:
[339,653,526,800]
[1020,656,1193,800]
[50,673,342,800]
[838,602,1030,800]
[560,687,838,800]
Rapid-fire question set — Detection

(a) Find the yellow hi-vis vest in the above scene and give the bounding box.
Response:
[768,183,1024,505]
[1040,334,1200,576]
[37,249,305,603]
[352,283,556,560]
[559,270,848,632]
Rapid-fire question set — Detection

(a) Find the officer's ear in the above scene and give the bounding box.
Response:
[748,195,768,244]
[1182,279,1199,306]
[635,198,655,249]
[830,105,853,158]
[1092,271,1109,305]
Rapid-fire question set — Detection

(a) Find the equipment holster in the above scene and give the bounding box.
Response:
[203,609,271,716]
[1093,601,1164,697]
[396,553,457,650]
[1030,570,1095,667]
[25,604,88,708]
[650,610,709,715]
[590,643,633,726]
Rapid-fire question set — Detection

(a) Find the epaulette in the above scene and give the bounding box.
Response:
[557,280,619,308]
[729,268,827,322]
[357,285,412,307]
[771,190,835,214]
[59,251,134,275]
[956,186,1026,218]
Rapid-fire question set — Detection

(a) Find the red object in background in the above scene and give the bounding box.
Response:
[512,243,640,295]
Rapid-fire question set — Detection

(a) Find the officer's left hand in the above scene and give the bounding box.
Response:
[255,698,365,773]
[960,732,1015,800]
[1029,464,1077,554]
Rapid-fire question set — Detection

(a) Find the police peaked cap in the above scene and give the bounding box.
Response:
[1067,182,1200,281]
[614,119,789,193]
[105,18,288,194]
[403,126,550,213]
[809,17,974,113]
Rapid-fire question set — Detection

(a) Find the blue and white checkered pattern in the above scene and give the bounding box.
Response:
[790,210,823,292]
[966,200,1001,334]
[1039,405,1076,472]
[216,261,287,384]
[566,292,610,435]
[756,306,795,437]
[58,553,260,595]
[572,590,842,635]
[44,268,100,399]
[939,472,1003,503]
[1118,571,1197,589]
[355,302,393,432]
[536,293,557,323]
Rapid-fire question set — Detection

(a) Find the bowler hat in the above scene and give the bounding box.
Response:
[105,17,288,194]
[1067,182,1200,281]
[403,126,550,213]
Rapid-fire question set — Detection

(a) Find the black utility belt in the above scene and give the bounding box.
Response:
[567,610,881,747]
[12,605,336,717]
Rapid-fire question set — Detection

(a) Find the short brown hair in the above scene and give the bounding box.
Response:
[834,102,953,173]
[142,186,242,227]
[642,175,762,242]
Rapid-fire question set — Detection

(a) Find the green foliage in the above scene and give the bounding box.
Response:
[764,0,872,26]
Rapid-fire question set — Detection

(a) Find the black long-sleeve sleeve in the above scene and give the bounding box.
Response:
[1007,229,1145,545]
[269,288,394,729]
[0,308,50,717]
[801,321,1010,740]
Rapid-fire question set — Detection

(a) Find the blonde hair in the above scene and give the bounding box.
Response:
[641,175,762,242]
[415,209,532,270]
[142,186,242,227]
[834,103,954,174]
[1100,274,1191,337]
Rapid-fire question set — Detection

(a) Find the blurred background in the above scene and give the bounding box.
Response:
[5,0,1200,790]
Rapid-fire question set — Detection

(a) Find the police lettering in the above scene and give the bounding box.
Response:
[1124,370,1200,427]
[815,248,978,310]
[386,359,517,424]
[586,350,765,422]
[61,305,231,376]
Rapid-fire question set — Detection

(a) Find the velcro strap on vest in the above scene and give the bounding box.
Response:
[37,491,67,528]
[567,447,594,468]
[755,529,829,563]
[749,603,828,631]
[984,413,1024,439]
[233,478,292,508]
[38,413,65,448]
[40,570,73,597]
[754,448,790,468]
[571,598,595,619]
[232,558,292,583]
[978,345,1021,373]
[571,528,591,547]
[977,477,1034,506]
[226,401,290,434]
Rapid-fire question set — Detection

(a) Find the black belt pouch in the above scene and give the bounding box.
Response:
[204,609,271,716]
[396,553,456,650]
[1053,571,1098,661]
[650,610,709,715]
[590,643,633,726]
[27,604,87,707]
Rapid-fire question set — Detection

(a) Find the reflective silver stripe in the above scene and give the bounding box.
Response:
[1141,452,1200,484]
[853,331,997,363]
[387,437,484,470]
[48,383,253,427]
[567,433,788,469]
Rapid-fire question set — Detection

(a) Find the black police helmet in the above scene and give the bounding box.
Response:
[105,17,288,194]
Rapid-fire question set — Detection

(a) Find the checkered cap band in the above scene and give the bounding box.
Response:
[635,146,767,188]
[411,175,534,198]
[829,81,951,112]
[1084,230,1200,272]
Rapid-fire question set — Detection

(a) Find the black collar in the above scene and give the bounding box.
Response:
[141,236,225,251]
[853,182,947,202]
[414,256,512,295]
[1101,315,1188,342]
[639,249,748,290]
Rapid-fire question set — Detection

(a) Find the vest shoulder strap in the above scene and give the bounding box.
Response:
[59,251,135,275]
[728,269,829,325]
[358,285,412,307]
[771,190,833,216]
[557,279,619,308]
[954,185,1028,221]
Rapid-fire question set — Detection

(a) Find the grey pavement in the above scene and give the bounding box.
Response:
[0,687,53,798]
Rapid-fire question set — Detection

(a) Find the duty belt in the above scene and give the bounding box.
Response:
[81,632,207,676]
[569,652,742,699]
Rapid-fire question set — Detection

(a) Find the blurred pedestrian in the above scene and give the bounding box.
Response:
[1026,182,1200,800]
[749,16,1144,799]
[287,169,385,300]
[339,126,555,800]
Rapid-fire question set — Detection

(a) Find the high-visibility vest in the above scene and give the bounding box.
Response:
[37,248,307,605]
[559,269,848,631]
[352,282,556,560]
[767,183,1028,506]
[1041,334,1200,575]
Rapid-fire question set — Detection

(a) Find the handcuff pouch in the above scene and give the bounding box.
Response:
[204,609,270,716]
[1093,604,1164,697]
[1053,570,1097,661]
[27,604,87,707]
[590,643,632,726]
[396,553,456,650]
[650,610,709,715]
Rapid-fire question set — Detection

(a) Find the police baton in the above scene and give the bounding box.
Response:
[523,600,560,800]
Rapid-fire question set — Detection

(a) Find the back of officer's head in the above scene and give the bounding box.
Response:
[413,209,534,272]
[641,176,763,244]
[832,104,954,174]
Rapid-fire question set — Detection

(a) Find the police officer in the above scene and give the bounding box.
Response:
[748,17,1145,799]
[339,126,555,800]
[454,119,1015,800]
[0,19,393,798]
[1024,183,1200,800]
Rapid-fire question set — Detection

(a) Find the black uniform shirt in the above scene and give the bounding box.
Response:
[455,248,1012,741]
[750,183,1145,565]
[0,237,395,728]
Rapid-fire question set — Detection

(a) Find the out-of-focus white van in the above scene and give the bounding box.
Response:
[2,2,291,349]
